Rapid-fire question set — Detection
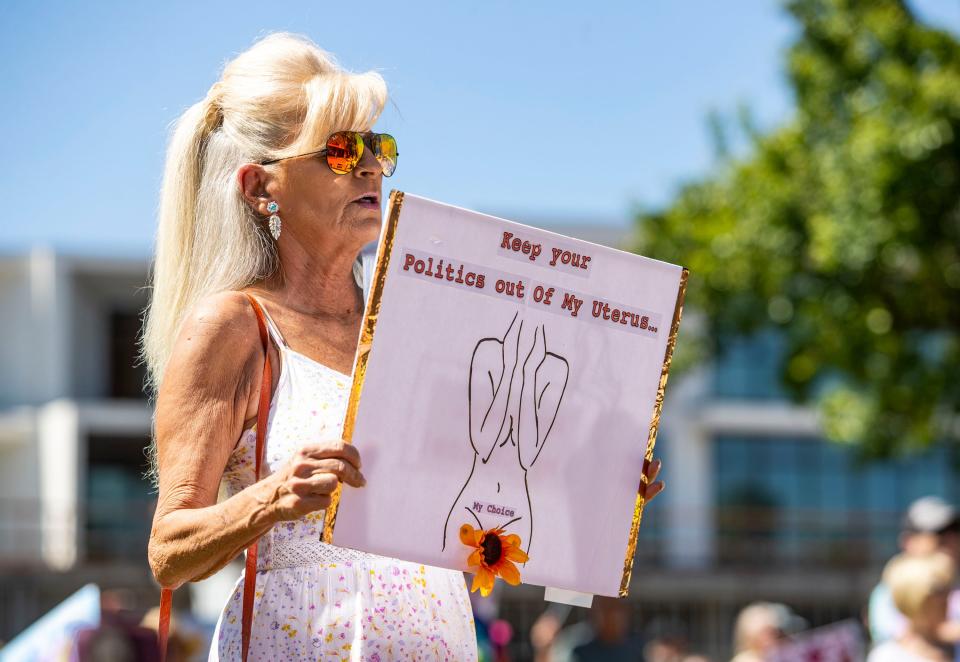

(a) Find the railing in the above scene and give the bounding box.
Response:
[0,497,156,565]
[0,498,905,569]
[715,506,900,569]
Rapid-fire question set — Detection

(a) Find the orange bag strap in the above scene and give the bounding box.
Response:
[158,293,273,662]
[158,586,172,659]
[241,293,272,662]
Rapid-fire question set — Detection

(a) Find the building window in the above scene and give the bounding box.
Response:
[109,310,147,399]
[714,435,960,567]
[712,331,787,400]
[85,434,155,561]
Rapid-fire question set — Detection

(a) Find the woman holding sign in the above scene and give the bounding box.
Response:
[143,33,663,660]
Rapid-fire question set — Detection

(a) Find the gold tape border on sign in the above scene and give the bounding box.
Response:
[323,190,405,543]
[618,267,688,597]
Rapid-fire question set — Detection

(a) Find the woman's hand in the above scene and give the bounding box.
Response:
[642,458,665,502]
[260,439,366,522]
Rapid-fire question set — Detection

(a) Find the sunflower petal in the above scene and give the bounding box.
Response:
[459,524,478,547]
[470,571,483,594]
[477,567,495,597]
[467,549,483,568]
[502,534,521,548]
[505,546,529,563]
[474,529,485,546]
[497,559,521,586]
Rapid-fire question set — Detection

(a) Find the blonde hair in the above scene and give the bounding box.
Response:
[140,32,387,396]
[883,551,955,619]
[733,602,799,653]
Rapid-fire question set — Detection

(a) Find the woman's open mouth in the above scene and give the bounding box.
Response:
[352,193,380,209]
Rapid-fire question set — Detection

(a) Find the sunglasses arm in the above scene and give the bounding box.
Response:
[259,148,330,166]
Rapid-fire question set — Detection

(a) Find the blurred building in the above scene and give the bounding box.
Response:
[0,246,160,639]
[0,234,957,659]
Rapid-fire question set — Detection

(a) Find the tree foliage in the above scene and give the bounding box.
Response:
[635,0,960,455]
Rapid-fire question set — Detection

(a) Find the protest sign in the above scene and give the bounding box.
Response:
[766,620,865,662]
[325,192,686,597]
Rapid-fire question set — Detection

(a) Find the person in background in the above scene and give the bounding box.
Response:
[867,552,956,662]
[730,602,805,662]
[530,603,579,662]
[530,598,644,662]
[73,590,177,662]
[644,617,712,662]
[868,496,960,657]
[570,597,644,662]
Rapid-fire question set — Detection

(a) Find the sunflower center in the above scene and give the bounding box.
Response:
[480,532,503,566]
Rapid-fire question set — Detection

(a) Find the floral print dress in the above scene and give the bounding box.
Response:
[210,298,477,661]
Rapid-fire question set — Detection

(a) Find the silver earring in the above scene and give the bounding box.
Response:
[266,201,281,240]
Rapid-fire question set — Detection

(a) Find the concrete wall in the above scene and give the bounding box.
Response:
[0,256,36,407]
[0,251,151,570]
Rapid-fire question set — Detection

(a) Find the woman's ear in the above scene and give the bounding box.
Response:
[237,163,275,216]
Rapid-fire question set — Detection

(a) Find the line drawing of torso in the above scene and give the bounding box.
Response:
[442,312,570,561]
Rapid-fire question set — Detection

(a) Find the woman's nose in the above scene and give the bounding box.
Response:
[354,144,383,178]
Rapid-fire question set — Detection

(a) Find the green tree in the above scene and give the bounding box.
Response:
[635,0,960,455]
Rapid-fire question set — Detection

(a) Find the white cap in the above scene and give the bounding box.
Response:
[904,496,958,534]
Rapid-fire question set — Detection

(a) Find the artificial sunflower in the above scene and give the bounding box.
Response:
[459,523,529,597]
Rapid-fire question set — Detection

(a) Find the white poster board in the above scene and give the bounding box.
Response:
[325,192,686,597]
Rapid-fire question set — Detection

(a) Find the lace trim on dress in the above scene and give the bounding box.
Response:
[265,539,384,570]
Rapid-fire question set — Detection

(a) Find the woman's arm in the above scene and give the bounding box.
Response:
[147,291,364,588]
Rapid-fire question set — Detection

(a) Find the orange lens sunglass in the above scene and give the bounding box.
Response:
[260,131,398,177]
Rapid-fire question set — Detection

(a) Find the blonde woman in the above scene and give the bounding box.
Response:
[143,32,664,660]
[730,602,800,662]
[868,551,956,662]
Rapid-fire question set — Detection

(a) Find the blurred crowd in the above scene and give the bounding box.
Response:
[474,495,960,662]
[863,496,959,662]
[5,496,959,661]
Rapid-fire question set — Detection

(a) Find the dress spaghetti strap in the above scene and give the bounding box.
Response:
[246,295,288,348]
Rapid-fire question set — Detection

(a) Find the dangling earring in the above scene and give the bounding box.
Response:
[266,201,281,240]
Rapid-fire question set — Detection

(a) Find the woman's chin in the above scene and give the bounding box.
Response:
[353,212,383,241]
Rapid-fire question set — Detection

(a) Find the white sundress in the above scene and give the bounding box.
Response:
[210,296,478,661]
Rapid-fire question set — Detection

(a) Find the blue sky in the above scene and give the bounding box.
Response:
[3,0,958,255]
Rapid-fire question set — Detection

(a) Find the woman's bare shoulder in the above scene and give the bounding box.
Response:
[162,290,263,396]
[186,290,260,339]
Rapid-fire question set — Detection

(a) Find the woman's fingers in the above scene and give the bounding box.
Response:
[644,480,665,502]
[270,441,367,521]
[299,439,362,469]
[311,458,366,488]
[645,458,661,483]
[642,458,664,502]
[291,473,340,496]
[292,457,366,487]
[295,493,333,512]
